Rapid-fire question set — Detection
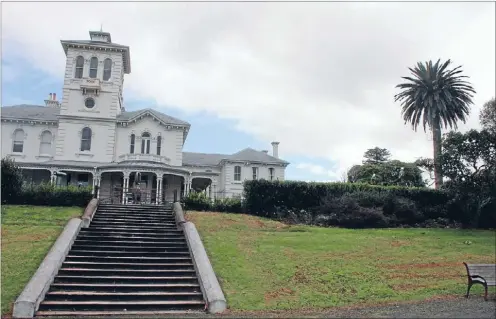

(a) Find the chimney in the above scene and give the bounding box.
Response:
[45,92,61,108]
[271,141,280,158]
[262,150,268,154]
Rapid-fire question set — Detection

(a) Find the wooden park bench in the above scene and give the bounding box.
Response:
[463,262,496,301]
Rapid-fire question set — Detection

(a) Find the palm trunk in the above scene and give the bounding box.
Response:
[432,117,443,189]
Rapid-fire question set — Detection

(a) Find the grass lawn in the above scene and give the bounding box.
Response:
[1,205,83,316]
[187,211,496,311]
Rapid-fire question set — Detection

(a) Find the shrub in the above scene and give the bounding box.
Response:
[11,183,92,207]
[212,198,244,213]
[182,192,211,211]
[1,158,23,204]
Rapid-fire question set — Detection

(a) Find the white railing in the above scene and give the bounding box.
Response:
[118,153,171,164]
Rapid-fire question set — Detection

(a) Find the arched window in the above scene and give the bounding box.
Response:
[141,132,151,154]
[89,57,98,78]
[156,136,162,155]
[234,166,241,181]
[75,56,84,79]
[80,127,92,151]
[103,58,112,81]
[39,131,52,155]
[13,129,25,153]
[130,134,135,154]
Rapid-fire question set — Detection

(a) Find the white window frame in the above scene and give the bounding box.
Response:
[80,127,92,151]
[39,130,52,155]
[12,129,25,153]
[89,57,98,79]
[252,167,258,180]
[234,166,241,181]
[75,56,84,79]
[103,58,112,81]
[269,167,275,181]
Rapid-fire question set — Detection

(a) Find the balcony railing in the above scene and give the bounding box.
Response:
[118,153,171,164]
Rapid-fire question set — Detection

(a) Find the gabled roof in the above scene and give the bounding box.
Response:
[182,148,289,166]
[118,108,190,127]
[230,148,289,164]
[0,105,59,121]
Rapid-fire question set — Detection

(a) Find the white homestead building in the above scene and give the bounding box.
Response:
[1,30,289,204]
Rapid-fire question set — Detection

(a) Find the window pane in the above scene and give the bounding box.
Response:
[13,143,23,153]
[157,136,162,155]
[89,57,98,78]
[103,58,112,81]
[75,68,83,79]
[82,128,92,138]
[14,130,24,141]
[76,56,84,67]
[130,134,135,154]
[141,140,145,154]
[142,132,150,138]
[146,140,150,154]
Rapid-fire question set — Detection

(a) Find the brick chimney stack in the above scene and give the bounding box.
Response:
[45,92,61,107]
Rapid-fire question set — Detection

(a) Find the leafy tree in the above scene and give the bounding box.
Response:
[363,147,391,164]
[440,129,496,227]
[480,97,496,133]
[1,157,23,203]
[347,160,425,187]
[394,59,476,189]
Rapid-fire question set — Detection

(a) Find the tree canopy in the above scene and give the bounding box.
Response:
[362,147,391,164]
[480,97,496,133]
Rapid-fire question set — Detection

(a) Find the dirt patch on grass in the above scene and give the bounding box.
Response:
[291,266,311,284]
[391,240,410,247]
[264,287,295,304]
[386,262,462,270]
[392,283,431,291]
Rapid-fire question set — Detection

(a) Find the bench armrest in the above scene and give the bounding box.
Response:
[470,275,488,284]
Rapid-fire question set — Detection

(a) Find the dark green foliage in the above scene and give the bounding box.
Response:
[1,158,23,204]
[243,179,491,228]
[182,192,243,213]
[480,97,496,133]
[9,183,92,207]
[362,147,391,164]
[348,160,425,187]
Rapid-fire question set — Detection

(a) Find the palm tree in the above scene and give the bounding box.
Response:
[394,59,475,189]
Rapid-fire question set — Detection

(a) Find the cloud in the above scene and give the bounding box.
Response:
[2,2,495,179]
[295,162,337,179]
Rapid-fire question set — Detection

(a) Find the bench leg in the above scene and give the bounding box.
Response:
[466,283,473,298]
[484,284,488,301]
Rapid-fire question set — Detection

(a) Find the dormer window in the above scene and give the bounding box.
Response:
[89,57,98,78]
[103,58,112,81]
[75,56,84,79]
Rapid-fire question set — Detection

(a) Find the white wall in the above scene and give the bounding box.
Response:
[115,117,184,166]
[1,122,58,163]
[54,119,116,162]
[60,47,124,119]
[221,162,286,198]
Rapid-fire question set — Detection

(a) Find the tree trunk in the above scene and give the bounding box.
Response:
[432,117,443,189]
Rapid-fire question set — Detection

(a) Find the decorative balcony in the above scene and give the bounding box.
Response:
[118,153,171,165]
[80,78,101,89]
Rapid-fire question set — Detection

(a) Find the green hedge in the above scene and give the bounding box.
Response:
[182,192,243,213]
[8,183,93,207]
[242,180,485,228]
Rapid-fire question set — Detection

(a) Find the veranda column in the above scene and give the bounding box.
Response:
[96,175,101,199]
[212,183,216,200]
[122,172,130,204]
[50,170,57,185]
[156,175,162,205]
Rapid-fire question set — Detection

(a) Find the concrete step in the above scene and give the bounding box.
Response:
[89,221,178,228]
[38,300,205,312]
[77,234,185,241]
[49,283,201,292]
[44,291,204,301]
[74,239,187,246]
[95,212,175,218]
[65,255,193,263]
[71,245,189,252]
[68,250,191,257]
[62,261,194,270]
[37,310,203,316]
[86,226,181,232]
[54,275,200,284]
[78,230,183,237]
[91,216,176,222]
[58,268,197,276]
[96,209,172,215]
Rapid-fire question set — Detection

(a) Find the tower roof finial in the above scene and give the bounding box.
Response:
[100,23,103,32]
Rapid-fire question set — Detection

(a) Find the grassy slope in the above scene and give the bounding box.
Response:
[187,211,496,311]
[1,205,83,315]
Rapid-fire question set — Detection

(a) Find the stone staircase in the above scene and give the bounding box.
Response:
[36,204,206,317]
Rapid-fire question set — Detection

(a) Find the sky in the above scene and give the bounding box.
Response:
[1,1,495,182]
